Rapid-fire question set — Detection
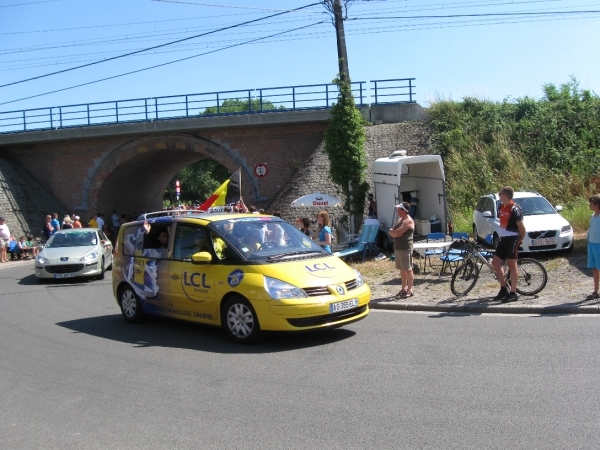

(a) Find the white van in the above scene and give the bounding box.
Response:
[373,150,447,249]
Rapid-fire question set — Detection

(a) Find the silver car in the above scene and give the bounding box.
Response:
[35,229,113,281]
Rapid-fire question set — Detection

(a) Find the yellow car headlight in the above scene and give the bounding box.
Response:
[264,276,308,300]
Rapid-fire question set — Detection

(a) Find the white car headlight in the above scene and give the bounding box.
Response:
[353,269,365,288]
[80,250,99,262]
[561,225,572,234]
[36,255,49,264]
[264,276,308,300]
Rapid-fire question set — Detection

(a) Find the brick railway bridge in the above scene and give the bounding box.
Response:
[0,103,425,221]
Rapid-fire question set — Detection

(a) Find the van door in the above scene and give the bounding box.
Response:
[169,224,217,322]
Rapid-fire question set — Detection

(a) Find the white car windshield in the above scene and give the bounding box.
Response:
[212,217,325,261]
[47,231,98,248]
[496,197,556,216]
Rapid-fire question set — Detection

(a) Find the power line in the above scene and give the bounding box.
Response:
[350,9,600,20]
[0,0,60,6]
[0,21,324,107]
[151,0,320,12]
[0,2,320,89]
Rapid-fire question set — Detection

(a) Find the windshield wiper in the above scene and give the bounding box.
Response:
[267,251,322,261]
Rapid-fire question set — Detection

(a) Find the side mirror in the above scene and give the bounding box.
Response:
[482,211,492,218]
[555,205,563,212]
[191,251,212,263]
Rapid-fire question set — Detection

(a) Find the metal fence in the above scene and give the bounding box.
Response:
[0,78,415,135]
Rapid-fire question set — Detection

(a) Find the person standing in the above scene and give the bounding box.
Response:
[366,193,377,218]
[492,186,526,303]
[51,213,60,234]
[43,215,54,240]
[87,214,98,228]
[586,194,600,300]
[315,211,332,253]
[389,202,415,298]
[96,213,105,232]
[0,217,10,263]
[111,210,121,236]
[62,216,74,229]
[73,216,82,228]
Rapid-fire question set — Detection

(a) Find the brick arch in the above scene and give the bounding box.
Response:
[80,134,261,214]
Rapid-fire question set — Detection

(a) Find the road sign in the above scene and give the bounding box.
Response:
[254,164,268,178]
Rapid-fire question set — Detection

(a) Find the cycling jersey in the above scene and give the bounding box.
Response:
[498,201,523,237]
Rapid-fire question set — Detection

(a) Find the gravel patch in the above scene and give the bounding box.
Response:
[350,240,600,311]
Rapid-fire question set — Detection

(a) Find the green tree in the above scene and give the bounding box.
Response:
[323,78,368,233]
[164,159,230,204]
[202,98,283,115]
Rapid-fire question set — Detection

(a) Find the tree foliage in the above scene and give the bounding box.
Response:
[164,159,230,204]
[429,77,600,213]
[202,98,283,115]
[323,78,368,229]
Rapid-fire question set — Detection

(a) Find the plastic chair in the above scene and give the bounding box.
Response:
[439,239,467,276]
[448,232,469,255]
[334,223,380,262]
[422,232,446,272]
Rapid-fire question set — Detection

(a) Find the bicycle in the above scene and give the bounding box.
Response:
[450,239,547,297]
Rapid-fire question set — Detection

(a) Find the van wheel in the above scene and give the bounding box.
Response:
[222,296,263,344]
[119,285,146,323]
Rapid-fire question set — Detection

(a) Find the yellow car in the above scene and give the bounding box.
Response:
[112,213,370,343]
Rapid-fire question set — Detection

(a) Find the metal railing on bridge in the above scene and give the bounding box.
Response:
[0,78,415,135]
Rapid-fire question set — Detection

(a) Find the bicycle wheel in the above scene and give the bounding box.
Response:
[506,258,547,296]
[451,259,480,296]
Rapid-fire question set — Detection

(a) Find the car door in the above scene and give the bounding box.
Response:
[480,198,497,239]
[168,223,217,322]
[98,230,112,265]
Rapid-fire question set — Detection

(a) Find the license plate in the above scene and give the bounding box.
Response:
[330,298,358,313]
[531,238,555,246]
[54,273,76,278]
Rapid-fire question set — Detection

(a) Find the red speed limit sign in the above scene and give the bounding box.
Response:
[254,163,268,178]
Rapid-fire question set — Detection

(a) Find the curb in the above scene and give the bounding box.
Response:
[370,300,600,315]
[0,260,34,271]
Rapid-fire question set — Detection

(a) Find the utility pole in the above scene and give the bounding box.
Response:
[332,0,350,87]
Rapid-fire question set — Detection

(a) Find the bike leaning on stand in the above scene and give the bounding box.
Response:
[450,239,547,297]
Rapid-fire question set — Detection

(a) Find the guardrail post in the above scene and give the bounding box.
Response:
[185,95,189,117]
[292,87,296,110]
[359,82,363,105]
[59,107,63,128]
[115,102,119,123]
[87,104,90,125]
[50,107,53,129]
[23,110,26,131]
[374,81,378,104]
[145,99,148,121]
[326,84,329,107]
[217,93,220,115]
[248,90,252,112]
[154,98,158,120]
[259,90,263,112]
[409,79,413,103]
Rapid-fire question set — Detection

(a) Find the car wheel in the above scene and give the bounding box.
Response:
[97,257,105,280]
[119,285,146,323]
[222,295,263,344]
[492,233,500,250]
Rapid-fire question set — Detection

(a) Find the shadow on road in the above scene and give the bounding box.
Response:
[56,314,356,354]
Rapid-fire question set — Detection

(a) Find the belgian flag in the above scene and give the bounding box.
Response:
[198,169,241,211]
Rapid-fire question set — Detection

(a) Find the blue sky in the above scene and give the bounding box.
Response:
[1,0,599,113]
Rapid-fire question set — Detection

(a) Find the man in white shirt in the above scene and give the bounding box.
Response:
[96,213,105,232]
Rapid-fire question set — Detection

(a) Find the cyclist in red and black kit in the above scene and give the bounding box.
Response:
[492,186,526,302]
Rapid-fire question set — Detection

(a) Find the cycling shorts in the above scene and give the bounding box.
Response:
[495,236,520,261]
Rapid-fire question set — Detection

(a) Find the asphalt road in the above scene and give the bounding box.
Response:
[2,264,600,449]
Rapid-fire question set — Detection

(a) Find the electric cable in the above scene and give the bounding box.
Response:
[0,2,320,89]
[0,21,324,107]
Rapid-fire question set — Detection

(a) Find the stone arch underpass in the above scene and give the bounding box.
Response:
[82,134,261,215]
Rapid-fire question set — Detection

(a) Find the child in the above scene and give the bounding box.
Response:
[587,194,600,300]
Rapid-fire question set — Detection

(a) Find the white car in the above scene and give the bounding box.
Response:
[472,191,574,253]
[35,228,113,281]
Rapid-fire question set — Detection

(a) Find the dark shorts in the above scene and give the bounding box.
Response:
[495,236,520,261]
